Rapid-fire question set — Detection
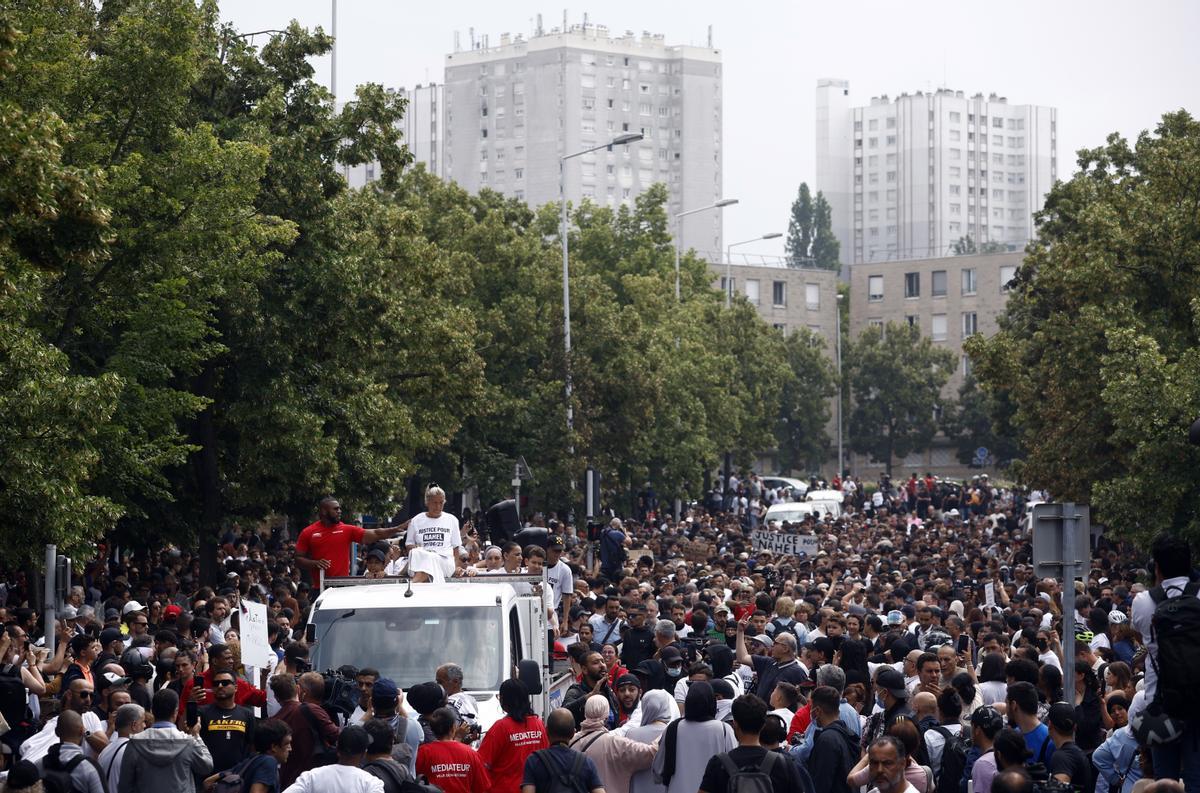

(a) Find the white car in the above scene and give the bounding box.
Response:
[765,500,839,524]
[760,476,809,500]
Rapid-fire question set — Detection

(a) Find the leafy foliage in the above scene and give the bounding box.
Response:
[967,111,1200,547]
[846,322,955,474]
[785,182,840,271]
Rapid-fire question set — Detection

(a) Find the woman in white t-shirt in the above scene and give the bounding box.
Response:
[404,485,463,583]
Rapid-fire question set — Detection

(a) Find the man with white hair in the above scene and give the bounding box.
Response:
[404,485,464,583]
[735,615,808,704]
[97,703,145,793]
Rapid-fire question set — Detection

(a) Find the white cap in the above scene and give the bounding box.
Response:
[121,600,146,616]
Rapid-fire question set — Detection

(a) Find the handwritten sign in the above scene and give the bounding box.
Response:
[240,601,273,669]
[984,582,996,609]
[751,531,819,558]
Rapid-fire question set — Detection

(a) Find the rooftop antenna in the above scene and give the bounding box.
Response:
[536,13,543,35]
[582,11,588,34]
[563,8,568,33]
[453,30,460,52]
[707,24,713,48]
[469,26,475,49]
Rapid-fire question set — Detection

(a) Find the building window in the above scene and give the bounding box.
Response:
[962,311,978,337]
[1000,265,1017,291]
[868,318,884,329]
[773,323,787,333]
[961,268,977,295]
[772,281,786,307]
[949,111,961,122]
[744,279,760,304]
[962,354,973,376]
[805,283,820,310]
[904,272,920,298]
[932,314,947,341]
[868,275,884,302]
[905,314,918,327]
[931,270,947,297]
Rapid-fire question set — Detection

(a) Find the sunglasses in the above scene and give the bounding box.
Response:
[214,680,236,686]
[77,691,94,699]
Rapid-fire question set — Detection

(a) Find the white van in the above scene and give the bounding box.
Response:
[306,574,574,733]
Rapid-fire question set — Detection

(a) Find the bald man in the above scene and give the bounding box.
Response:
[36,710,106,793]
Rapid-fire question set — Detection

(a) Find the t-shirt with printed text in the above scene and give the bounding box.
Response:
[477,714,548,793]
[416,739,491,793]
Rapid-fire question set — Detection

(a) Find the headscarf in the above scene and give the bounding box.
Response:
[661,681,716,786]
[639,689,674,726]
[581,694,611,733]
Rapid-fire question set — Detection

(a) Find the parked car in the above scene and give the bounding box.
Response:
[760,476,809,501]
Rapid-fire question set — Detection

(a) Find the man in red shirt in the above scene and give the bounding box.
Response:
[176,643,267,722]
[416,707,491,793]
[296,496,403,586]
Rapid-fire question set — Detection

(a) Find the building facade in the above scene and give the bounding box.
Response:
[847,250,1022,473]
[342,83,445,188]
[443,24,725,257]
[711,261,841,473]
[817,80,1057,266]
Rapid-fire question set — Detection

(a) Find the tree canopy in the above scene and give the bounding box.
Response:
[967,111,1200,547]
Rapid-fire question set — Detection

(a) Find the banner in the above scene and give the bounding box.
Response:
[984,582,996,609]
[240,601,273,670]
[751,531,819,558]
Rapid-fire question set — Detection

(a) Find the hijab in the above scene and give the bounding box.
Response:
[640,689,674,726]
[661,681,716,786]
[581,694,611,733]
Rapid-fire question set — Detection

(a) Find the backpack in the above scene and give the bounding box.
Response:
[717,750,778,793]
[0,668,30,728]
[531,749,589,793]
[300,703,338,766]
[363,758,445,793]
[1148,580,1200,719]
[930,726,968,793]
[211,754,268,793]
[42,745,89,793]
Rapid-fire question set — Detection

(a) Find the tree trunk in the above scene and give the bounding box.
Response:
[194,363,222,589]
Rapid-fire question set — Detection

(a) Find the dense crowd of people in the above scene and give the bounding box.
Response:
[0,474,1196,793]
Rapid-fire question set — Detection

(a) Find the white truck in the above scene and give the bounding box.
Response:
[305,573,575,734]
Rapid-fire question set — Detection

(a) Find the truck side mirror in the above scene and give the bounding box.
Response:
[518,659,542,694]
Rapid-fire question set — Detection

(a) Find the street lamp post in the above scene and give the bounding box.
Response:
[560,133,643,451]
[674,199,738,301]
[724,233,782,307]
[836,293,844,477]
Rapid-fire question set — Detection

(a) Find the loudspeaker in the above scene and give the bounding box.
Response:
[514,526,549,550]
[485,499,520,545]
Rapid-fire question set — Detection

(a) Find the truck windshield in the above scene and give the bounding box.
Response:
[309,606,504,690]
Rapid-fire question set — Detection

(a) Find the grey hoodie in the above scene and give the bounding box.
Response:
[118,725,213,793]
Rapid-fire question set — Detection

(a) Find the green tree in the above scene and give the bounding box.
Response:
[785,183,814,266]
[774,330,836,473]
[967,111,1200,547]
[811,193,841,272]
[785,183,840,272]
[941,375,1022,469]
[846,322,955,474]
[953,235,1006,255]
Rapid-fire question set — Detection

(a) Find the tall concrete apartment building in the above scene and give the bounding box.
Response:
[342,83,445,188]
[443,23,725,256]
[816,79,1057,265]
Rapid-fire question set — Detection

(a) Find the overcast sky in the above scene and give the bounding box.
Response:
[219,0,1199,259]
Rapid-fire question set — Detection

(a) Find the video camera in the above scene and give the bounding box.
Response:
[317,667,361,720]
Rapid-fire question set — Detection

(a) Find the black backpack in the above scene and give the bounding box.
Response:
[531,749,589,793]
[1148,580,1200,718]
[362,758,445,793]
[716,750,778,793]
[0,668,30,728]
[42,744,91,793]
[930,726,968,793]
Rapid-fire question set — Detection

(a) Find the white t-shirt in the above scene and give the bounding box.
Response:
[283,764,385,793]
[545,560,574,609]
[406,512,462,557]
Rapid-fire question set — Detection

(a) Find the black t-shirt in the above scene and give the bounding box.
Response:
[199,702,256,773]
[700,746,803,793]
[1048,741,1091,791]
[750,656,808,704]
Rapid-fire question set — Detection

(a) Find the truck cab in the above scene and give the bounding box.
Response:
[306,574,573,733]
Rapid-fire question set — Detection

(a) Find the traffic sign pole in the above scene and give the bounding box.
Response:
[1061,502,1076,698]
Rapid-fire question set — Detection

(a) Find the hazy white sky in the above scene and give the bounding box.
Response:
[219,0,1199,259]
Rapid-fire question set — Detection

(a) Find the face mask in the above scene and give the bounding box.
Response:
[876,694,887,709]
[666,666,683,678]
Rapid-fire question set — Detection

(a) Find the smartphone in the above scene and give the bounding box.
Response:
[187,674,203,726]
